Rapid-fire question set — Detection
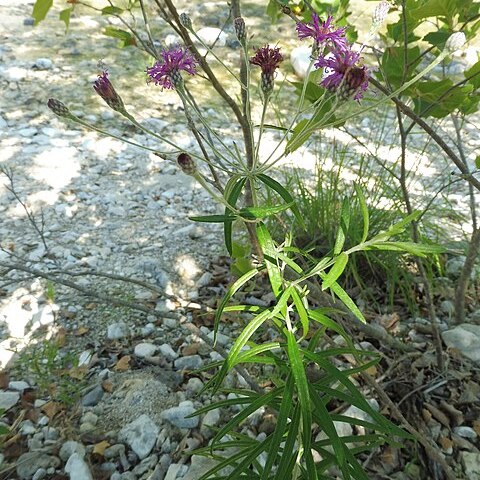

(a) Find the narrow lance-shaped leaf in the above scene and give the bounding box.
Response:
[224,177,247,255]
[214,268,259,343]
[256,222,282,298]
[257,174,306,229]
[322,252,349,290]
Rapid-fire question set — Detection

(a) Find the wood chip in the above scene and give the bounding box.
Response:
[41,401,63,420]
[102,381,114,393]
[75,326,89,336]
[424,403,450,428]
[93,440,110,456]
[0,371,10,389]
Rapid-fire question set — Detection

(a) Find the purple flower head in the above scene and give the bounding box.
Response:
[315,47,369,100]
[146,47,198,90]
[93,71,125,112]
[296,13,347,50]
[249,45,283,75]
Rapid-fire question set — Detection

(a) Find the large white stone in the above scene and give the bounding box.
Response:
[196,27,228,47]
[118,415,159,459]
[65,453,93,480]
[442,324,480,362]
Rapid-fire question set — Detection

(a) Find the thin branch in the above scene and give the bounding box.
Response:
[369,77,480,192]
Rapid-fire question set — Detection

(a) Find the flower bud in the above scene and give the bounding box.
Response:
[47,98,71,118]
[177,153,196,175]
[372,1,390,27]
[93,71,126,113]
[234,17,246,42]
[445,32,466,53]
[179,13,192,30]
[261,72,274,98]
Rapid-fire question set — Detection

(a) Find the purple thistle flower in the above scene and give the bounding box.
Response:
[93,71,125,112]
[249,45,284,75]
[315,47,369,100]
[249,45,284,97]
[296,13,347,50]
[146,47,198,90]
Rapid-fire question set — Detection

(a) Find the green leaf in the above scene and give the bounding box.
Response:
[318,273,366,323]
[274,406,301,480]
[291,287,309,338]
[240,203,294,220]
[380,46,422,90]
[322,252,349,290]
[32,0,53,25]
[423,30,451,48]
[465,59,480,90]
[102,6,124,15]
[189,214,235,223]
[224,177,246,255]
[256,222,282,297]
[59,7,73,31]
[476,155,480,169]
[257,174,306,229]
[369,241,445,256]
[263,374,295,477]
[214,268,259,343]
[354,184,369,244]
[334,197,351,255]
[285,330,317,480]
[103,26,136,47]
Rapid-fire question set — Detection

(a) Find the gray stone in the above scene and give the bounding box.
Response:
[165,463,188,480]
[186,377,203,395]
[453,426,477,439]
[159,343,178,360]
[16,452,60,480]
[8,380,30,391]
[196,27,227,47]
[290,46,312,79]
[33,58,53,70]
[462,452,480,478]
[0,391,19,411]
[59,441,86,462]
[119,414,160,459]
[32,468,47,480]
[445,256,466,277]
[174,355,202,371]
[104,443,125,459]
[161,401,199,429]
[81,385,104,406]
[20,420,36,435]
[442,324,480,362]
[440,300,455,316]
[134,342,157,358]
[200,408,220,437]
[65,453,93,480]
[182,455,220,480]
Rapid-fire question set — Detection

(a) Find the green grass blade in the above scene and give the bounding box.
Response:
[291,287,309,338]
[274,405,301,480]
[354,183,369,244]
[333,197,351,255]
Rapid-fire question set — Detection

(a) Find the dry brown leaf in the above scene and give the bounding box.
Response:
[55,327,67,347]
[182,343,200,356]
[365,365,377,376]
[0,371,10,389]
[93,440,110,456]
[102,381,114,393]
[85,303,97,310]
[439,436,454,451]
[68,366,88,380]
[75,326,89,336]
[41,401,63,420]
[114,355,131,372]
[473,420,480,436]
[422,408,432,423]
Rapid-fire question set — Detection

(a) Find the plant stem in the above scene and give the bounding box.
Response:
[395,106,444,371]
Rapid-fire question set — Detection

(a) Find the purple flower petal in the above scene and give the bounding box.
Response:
[296,13,347,50]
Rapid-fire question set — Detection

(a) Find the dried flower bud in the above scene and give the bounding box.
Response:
[445,32,466,53]
[47,98,71,118]
[234,17,246,42]
[372,1,390,27]
[177,153,196,175]
[179,13,192,30]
